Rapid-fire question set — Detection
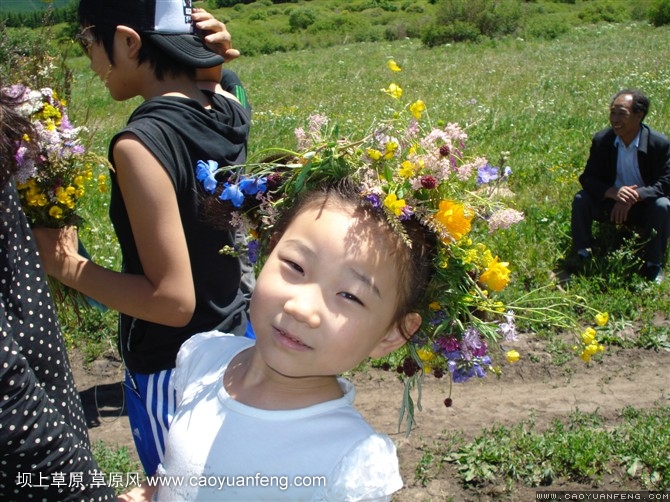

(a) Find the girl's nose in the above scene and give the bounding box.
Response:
[283,288,322,329]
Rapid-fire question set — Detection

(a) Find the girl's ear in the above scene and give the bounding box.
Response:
[369,313,422,359]
[115,26,142,60]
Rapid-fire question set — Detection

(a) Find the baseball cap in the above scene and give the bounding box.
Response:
[91,0,224,68]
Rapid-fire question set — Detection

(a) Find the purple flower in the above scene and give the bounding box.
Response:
[476,163,499,185]
[399,205,414,220]
[463,327,487,357]
[196,159,218,193]
[219,182,245,207]
[248,239,260,264]
[364,193,382,208]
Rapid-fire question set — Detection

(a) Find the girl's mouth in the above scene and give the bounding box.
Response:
[274,327,312,350]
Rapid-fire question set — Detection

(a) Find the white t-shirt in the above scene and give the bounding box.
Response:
[155,331,403,501]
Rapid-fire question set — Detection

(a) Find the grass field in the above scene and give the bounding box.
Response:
[62,20,670,342]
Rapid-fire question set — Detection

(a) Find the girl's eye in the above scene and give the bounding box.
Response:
[339,291,364,306]
[283,259,304,275]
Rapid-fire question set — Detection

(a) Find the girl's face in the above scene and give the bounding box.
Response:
[249,201,412,379]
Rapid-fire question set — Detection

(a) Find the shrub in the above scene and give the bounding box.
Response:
[648,0,670,26]
[578,0,629,24]
[289,7,316,31]
[524,15,571,40]
[421,0,522,45]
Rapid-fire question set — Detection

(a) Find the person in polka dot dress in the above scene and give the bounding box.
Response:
[1,87,117,500]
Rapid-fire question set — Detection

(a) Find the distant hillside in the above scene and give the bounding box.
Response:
[0,0,72,14]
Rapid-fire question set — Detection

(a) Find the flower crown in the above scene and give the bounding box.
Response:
[198,61,535,433]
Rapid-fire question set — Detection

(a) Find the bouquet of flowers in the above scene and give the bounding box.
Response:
[5,84,108,311]
[195,61,604,433]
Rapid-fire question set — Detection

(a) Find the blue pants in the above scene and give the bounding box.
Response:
[571,190,670,265]
[124,369,175,477]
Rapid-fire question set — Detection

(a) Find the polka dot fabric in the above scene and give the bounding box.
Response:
[1,180,115,501]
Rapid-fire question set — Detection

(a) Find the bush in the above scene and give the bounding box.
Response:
[524,15,571,40]
[289,7,316,31]
[578,0,629,24]
[421,0,522,45]
[648,0,670,26]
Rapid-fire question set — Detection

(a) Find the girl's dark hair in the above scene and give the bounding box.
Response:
[77,0,195,81]
[269,178,438,339]
[0,84,38,187]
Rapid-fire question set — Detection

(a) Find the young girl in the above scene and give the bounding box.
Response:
[121,178,436,501]
[34,0,252,476]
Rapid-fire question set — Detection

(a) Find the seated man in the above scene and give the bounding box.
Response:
[571,89,670,283]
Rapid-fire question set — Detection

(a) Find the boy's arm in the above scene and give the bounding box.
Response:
[192,7,239,87]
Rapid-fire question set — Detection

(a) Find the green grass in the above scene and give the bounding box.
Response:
[417,407,670,491]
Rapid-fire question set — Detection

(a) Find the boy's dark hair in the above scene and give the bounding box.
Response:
[612,88,650,121]
[269,178,437,339]
[77,0,221,81]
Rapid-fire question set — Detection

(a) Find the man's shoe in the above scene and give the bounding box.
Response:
[645,265,665,284]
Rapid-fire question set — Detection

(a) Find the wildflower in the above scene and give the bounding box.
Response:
[499,310,518,341]
[366,148,383,161]
[477,163,499,184]
[488,208,525,233]
[219,182,245,208]
[421,176,437,189]
[386,59,402,72]
[581,327,596,345]
[434,200,473,242]
[479,257,511,292]
[382,83,403,99]
[383,193,406,216]
[196,159,218,194]
[410,100,425,119]
[398,160,416,178]
[595,312,609,327]
[505,350,520,363]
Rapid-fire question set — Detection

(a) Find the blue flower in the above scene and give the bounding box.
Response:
[476,163,499,185]
[219,182,245,208]
[196,160,219,194]
[239,176,268,195]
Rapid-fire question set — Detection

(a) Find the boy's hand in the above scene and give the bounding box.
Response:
[192,7,240,61]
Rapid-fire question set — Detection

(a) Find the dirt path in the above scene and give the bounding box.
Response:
[72,336,670,501]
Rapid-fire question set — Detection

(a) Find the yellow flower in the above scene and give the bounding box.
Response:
[98,174,109,193]
[382,83,403,99]
[49,206,63,219]
[417,348,435,362]
[581,327,596,345]
[434,200,473,242]
[595,312,609,327]
[386,59,402,72]
[383,141,398,160]
[505,350,520,363]
[580,352,591,363]
[428,301,441,310]
[398,160,416,178]
[384,193,406,216]
[410,100,426,119]
[479,257,511,292]
[367,148,382,161]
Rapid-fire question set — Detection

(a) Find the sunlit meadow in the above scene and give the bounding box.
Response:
[66,21,670,340]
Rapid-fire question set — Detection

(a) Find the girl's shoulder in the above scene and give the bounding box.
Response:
[174,332,253,396]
